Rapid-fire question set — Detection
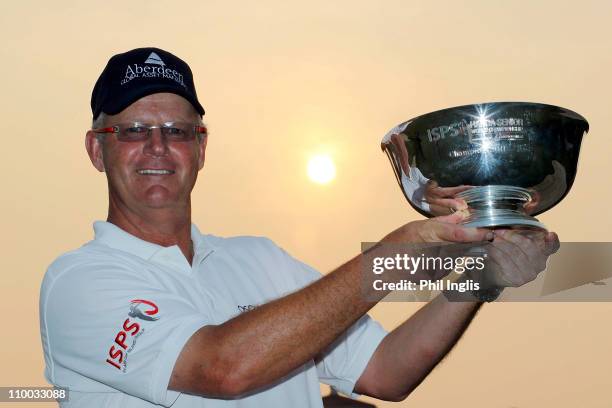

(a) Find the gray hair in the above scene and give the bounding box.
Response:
[92,113,108,143]
[92,112,108,130]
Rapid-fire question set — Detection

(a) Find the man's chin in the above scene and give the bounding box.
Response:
[138,187,184,209]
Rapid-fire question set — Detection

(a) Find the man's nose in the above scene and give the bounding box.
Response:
[143,128,169,156]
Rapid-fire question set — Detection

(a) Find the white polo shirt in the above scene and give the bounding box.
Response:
[40,221,387,407]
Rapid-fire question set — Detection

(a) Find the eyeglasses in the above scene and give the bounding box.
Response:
[91,122,207,142]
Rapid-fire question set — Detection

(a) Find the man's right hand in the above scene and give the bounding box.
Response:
[381,210,495,244]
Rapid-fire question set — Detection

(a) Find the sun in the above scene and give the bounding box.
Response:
[307,154,336,184]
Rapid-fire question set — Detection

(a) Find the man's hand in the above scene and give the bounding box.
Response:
[383,212,560,290]
[382,210,494,244]
[482,229,560,288]
[423,180,472,216]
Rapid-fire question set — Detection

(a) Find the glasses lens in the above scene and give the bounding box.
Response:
[118,123,150,142]
[161,122,196,142]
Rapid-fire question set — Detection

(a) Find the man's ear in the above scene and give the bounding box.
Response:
[85,131,105,172]
[197,134,207,171]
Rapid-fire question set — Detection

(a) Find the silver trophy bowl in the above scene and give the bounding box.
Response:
[381,102,589,229]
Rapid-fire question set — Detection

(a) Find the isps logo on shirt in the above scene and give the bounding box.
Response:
[105,299,160,371]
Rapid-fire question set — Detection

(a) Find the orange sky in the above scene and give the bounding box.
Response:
[1,1,611,407]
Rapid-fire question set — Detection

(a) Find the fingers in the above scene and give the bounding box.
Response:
[481,228,559,288]
[424,181,471,215]
[545,231,560,255]
[429,199,468,215]
[425,181,473,197]
[497,230,541,266]
[434,210,470,224]
[479,246,522,287]
[490,231,538,285]
[425,212,494,243]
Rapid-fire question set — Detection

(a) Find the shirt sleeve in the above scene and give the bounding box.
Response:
[315,315,387,398]
[270,241,389,398]
[41,253,210,407]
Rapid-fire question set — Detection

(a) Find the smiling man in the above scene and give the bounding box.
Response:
[87,92,206,259]
[39,47,559,408]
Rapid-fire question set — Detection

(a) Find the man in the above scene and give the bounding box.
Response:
[39,47,559,407]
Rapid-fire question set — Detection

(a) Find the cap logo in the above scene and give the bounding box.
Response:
[144,52,165,66]
[120,52,185,88]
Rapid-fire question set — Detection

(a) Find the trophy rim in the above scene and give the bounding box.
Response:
[381,101,589,145]
[409,101,588,126]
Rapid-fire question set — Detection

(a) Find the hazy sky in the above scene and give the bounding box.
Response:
[1,1,611,407]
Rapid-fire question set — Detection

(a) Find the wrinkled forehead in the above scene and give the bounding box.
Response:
[108,93,201,123]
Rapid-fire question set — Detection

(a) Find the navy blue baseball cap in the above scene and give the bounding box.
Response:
[91,47,205,120]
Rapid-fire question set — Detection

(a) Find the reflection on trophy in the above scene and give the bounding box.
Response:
[381,102,589,229]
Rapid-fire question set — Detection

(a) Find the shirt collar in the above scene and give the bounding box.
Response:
[93,221,213,262]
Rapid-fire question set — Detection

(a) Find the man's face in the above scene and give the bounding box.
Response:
[86,93,206,213]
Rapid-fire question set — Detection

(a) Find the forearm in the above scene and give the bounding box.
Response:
[357,295,481,400]
[195,253,386,395]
